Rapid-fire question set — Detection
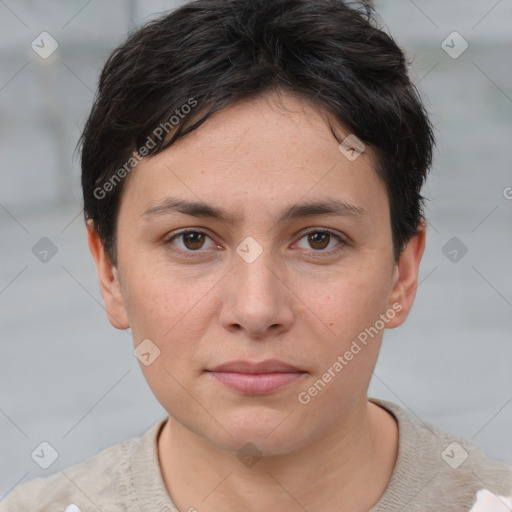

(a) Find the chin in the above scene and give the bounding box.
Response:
[201,408,311,456]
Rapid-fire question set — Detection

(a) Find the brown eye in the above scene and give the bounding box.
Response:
[165,230,218,255]
[307,232,331,250]
[182,232,206,250]
[294,228,346,255]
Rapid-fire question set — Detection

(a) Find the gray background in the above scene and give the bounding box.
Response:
[1,0,511,500]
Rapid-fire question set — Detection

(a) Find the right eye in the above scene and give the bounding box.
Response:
[163,229,222,257]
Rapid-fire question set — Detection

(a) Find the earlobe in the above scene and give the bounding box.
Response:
[386,219,427,329]
[86,220,130,330]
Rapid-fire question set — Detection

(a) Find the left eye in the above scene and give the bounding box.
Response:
[295,229,343,252]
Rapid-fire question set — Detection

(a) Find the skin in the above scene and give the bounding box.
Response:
[88,91,426,511]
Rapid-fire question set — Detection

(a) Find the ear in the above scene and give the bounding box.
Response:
[385,219,427,328]
[86,220,130,330]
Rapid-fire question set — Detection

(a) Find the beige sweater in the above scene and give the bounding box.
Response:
[2,398,511,511]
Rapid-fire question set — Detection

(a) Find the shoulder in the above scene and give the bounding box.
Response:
[0,420,164,512]
[370,398,512,511]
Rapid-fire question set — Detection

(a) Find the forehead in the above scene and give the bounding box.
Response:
[119,92,388,224]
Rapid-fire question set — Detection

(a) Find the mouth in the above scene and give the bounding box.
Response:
[206,359,307,395]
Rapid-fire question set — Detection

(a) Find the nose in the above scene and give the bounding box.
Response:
[219,241,294,339]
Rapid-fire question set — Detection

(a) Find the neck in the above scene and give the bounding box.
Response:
[157,398,398,512]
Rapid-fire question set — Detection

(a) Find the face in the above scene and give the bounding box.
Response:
[89,92,425,456]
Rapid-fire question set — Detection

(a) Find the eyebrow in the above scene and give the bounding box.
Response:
[141,196,369,224]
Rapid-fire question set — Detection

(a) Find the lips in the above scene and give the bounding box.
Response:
[206,359,306,395]
[209,359,302,374]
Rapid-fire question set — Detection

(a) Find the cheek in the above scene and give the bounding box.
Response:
[121,257,198,337]
[315,265,393,344]
[123,265,218,379]
[316,264,393,388]
[297,278,387,410]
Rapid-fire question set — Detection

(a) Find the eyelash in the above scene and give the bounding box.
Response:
[163,228,347,259]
